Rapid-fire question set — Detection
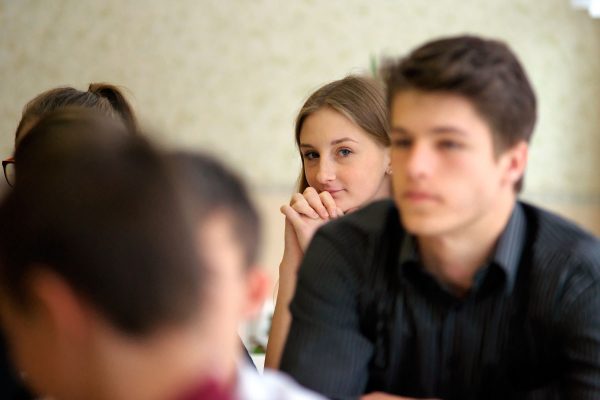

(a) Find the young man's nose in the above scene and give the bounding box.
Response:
[405,143,434,180]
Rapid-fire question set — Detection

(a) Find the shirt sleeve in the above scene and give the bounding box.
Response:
[280,227,374,400]
[559,277,600,399]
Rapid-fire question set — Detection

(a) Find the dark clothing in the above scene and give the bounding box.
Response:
[280,200,600,400]
[0,332,33,400]
[241,340,257,371]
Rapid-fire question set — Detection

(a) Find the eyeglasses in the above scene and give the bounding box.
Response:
[2,157,15,187]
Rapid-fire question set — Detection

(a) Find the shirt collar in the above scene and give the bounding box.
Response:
[491,202,526,293]
[399,233,419,265]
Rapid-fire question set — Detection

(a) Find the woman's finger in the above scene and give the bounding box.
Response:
[319,191,338,218]
[280,204,307,230]
[289,193,319,219]
[303,187,329,219]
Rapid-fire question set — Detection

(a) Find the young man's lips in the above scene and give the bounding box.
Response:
[403,191,439,202]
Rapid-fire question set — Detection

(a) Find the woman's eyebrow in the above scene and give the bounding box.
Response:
[300,137,358,148]
[331,137,358,145]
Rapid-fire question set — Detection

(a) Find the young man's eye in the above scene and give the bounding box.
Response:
[303,151,319,160]
[392,138,412,148]
[438,140,463,150]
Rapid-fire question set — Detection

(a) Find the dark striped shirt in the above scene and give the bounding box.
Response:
[280,200,600,400]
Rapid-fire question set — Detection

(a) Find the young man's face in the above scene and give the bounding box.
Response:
[390,89,524,238]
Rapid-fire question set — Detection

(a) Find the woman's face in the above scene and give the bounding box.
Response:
[299,107,391,212]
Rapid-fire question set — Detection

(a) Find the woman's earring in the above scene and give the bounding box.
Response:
[386,167,392,175]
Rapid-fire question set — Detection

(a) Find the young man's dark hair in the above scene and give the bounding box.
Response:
[169,152,261,267]
[280,35,600,400]
[0,108,203,335]
[384,35,537,148]
[383,35,537,191]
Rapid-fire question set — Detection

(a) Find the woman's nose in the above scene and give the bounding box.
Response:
[315,159,336,184]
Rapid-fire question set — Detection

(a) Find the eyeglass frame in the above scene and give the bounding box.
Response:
[2,157,15,187]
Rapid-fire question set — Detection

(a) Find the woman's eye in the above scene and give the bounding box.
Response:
[303,151,319,160]
[337,148,352,157]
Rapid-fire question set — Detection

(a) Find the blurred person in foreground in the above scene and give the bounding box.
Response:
[280,35,600,400]
[0,82,137,399]
[0,109,323,400]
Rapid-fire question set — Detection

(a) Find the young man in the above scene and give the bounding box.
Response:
[170,151,325,399]
[280,36,600,400]
[0,109,322,400]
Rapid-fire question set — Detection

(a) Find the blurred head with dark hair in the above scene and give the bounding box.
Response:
[14,83,137,145]
[0,109,223,400]
[171,152,261,266]
[168,152,269,375]
[3,83,138,190]
[382,35,532,237]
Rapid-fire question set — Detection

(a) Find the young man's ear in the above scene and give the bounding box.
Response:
[242,267,270,319]
[501,141,528,187]
[29,268,91,341]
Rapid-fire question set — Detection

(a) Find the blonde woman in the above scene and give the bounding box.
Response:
[265,76,392,369]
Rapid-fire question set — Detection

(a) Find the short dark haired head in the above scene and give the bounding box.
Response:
[0,109,203,336]
[383,35,537,191]
[168,152,261,267]
[15,83,137,145]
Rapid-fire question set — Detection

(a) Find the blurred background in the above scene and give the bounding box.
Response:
[1,0,600,356]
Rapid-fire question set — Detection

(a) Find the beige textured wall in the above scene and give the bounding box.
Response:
[1,0,600,279]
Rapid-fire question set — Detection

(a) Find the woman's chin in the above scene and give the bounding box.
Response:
[343,206,360,214]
